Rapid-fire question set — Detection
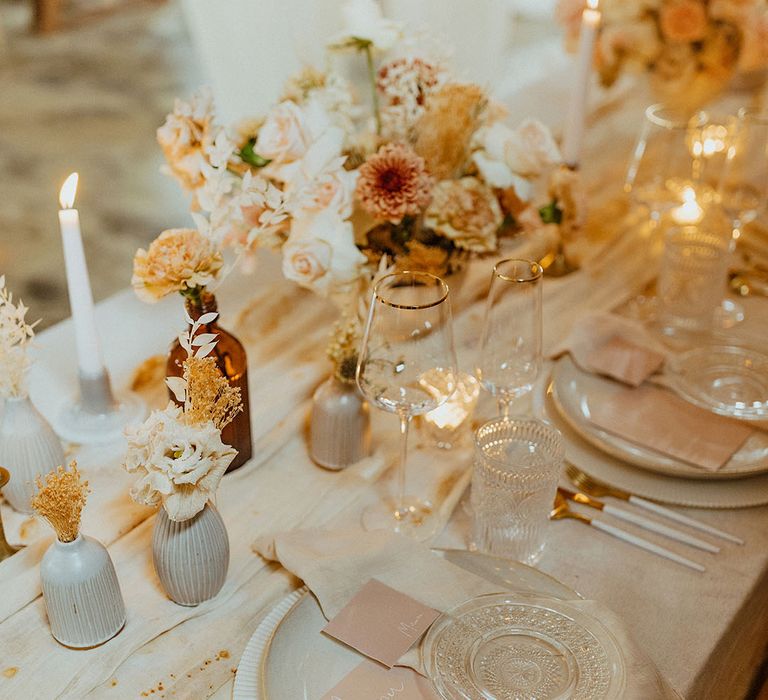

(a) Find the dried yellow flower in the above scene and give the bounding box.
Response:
[31,462,90,543]
[326,315,361,384]
[413,83,487,180]
[183,356,243,430]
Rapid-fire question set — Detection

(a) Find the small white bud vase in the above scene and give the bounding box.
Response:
[40,534,126,648]
[310,376,371,470]
[152,502,229,606]
[0,395,65,513]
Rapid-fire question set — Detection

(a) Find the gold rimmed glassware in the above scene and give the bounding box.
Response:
[625,104,713,224]
[476,259,543,417]
[357,271,457,539]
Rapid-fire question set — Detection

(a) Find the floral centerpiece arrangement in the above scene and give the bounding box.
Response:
[556,0,768,109]
[123,316,242,522]
[151,0,582,312]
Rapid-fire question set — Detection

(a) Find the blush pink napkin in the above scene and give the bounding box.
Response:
[586,336,666,387]
[589,385,753,471]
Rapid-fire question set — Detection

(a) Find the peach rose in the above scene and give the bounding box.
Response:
[255,100,311,164]
[660,1,709,43]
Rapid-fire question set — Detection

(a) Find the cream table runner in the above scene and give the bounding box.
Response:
[1,82,767,700]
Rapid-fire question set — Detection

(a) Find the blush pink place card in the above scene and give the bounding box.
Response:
[320,659,441,700]
[589,384,752,471]
[586,336,665,387]
[322,579,440,668]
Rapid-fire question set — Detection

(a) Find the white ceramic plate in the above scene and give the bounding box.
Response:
[551,356,768,480]
[234,550,580,700]
[541,383,768,509]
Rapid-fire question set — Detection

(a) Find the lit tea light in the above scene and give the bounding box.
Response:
[421,372,480,449]
[691,124,729,158]
[671,186,704,225]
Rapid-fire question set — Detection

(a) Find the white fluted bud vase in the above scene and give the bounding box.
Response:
[152,502,229,606]
[40,534,126,648]
[310,376,371,470]
[0,396,65,513]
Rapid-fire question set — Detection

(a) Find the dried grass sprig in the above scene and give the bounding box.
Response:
[31,462,90,543]
[183,356,243,430]
[413,83,487,180]
[326,314,362,384]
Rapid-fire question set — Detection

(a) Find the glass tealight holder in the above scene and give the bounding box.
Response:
[420,372,480,449]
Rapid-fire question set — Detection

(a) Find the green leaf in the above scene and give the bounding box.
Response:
[539,200,563,225]
[239,138,271,168]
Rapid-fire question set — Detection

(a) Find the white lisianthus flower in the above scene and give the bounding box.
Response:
[337,0,402,51]
[123,404,236,522]
[282,210,367,297]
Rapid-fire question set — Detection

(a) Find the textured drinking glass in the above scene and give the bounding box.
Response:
[625,105,712,222]
[657,225,731,336]
[357,271,457,538]
[719,108,768,238]
[470,418,564,565]
[476,259,542,417]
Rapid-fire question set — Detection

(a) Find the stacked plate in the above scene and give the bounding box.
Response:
[233,550,627,700]
[545,356,768,508]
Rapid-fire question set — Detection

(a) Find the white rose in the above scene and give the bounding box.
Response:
[505,119,561,178]
[282,210,367,297]
[473,122,516,187]
[340,0,401,50]
[255,100,311,163]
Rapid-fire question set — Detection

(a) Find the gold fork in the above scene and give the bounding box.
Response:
[550,492,705,571]
[566,464,743,545]
[0,468,19,562]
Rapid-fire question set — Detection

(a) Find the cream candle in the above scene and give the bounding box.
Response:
[58,173,104,377]
[561,0,601,168]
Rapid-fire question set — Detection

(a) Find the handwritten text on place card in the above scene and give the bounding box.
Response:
[322,579,440,668]
[320,659,441,700]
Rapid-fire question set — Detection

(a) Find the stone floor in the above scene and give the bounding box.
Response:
[0,0,200,328]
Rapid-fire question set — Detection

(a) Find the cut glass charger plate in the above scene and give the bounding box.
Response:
[551,355,768,480]
[423,593,626,700]
[540,382,768,509]
[666,345,768,422]
[233,550,627,700]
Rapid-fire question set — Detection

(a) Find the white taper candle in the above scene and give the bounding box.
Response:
[561,0,601,167]
[58,173,104,377]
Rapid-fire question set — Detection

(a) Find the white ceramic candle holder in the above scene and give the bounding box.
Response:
[56,370,144,445]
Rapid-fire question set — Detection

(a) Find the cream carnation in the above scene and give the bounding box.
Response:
[132,228,223,302]
[157,88,217,191]
[424,177,502,253]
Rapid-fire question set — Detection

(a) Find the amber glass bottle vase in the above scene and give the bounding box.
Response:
[167,291,252,472]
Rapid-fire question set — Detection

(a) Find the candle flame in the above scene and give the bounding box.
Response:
[59,172,79,209]
[682,186,695,203]
[587,0,599,9]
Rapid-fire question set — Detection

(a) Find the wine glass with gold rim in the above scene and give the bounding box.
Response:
[357,271,457,539]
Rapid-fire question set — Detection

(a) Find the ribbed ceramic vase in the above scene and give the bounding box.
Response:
[152,502,229,606]
[0,395,65,513]
[309,376,371,470]
[40,534,126,648]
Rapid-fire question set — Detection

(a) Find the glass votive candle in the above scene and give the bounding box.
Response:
[470,418,564,565]
[421,372,480,449]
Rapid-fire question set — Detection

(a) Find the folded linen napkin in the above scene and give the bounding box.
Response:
[253,528,679,699]
[551,312,668,387]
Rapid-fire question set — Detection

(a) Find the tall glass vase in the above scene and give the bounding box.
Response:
[167,292,252,472]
